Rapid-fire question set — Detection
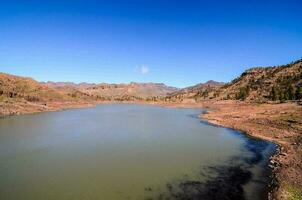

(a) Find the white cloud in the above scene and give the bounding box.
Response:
[140,65,150,75]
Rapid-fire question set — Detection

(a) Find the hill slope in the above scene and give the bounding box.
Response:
[43,81,178,101]
[165,59,302,102]
[0,73,67,102]
[165,80,225,102]
[1,73,179,102]
[0,73,86,116]
[0,73,178,115]
[82,82,178,101]
[219,59,302,101]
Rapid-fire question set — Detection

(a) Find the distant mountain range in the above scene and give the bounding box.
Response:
[0,73,178,104]
[42,81,178,101]
[1,59,301,106]
[42,81,96,89]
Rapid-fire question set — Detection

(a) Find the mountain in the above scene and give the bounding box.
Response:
[165,80,225,102]
[0,73,80,116]
[78,82,178,101]
[42,81,96,89]
[218,59,302,101]
[40,81,98,101]
[1,73,178,103]
[165,59,302,102]
[0,73,68,102]
[44,81,178,101]
[0,72,179,115]
[1,58,301,107]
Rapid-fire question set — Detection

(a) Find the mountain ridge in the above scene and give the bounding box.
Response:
[165,59,302,102]
[0,72,179,103]
[1,58,301,108]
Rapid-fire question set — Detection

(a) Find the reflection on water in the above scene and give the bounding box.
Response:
[145,136,275,200]
[0,104,275,200]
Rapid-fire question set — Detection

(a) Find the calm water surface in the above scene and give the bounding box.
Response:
[0,104,275,200]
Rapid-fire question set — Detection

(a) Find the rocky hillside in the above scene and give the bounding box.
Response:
[41,81,97,101]
[43,81,178,101]
[0,73,178,115]
[165,80,225,102]
[1,59,301,105]
[78,82,178,101]
[0,73,67,102]
[1,73,178,103]
[0,73,87,116]
[165,59,302,102]
[42,81,96,89]
[219,59,302,101]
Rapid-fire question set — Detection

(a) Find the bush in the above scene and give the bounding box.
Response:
[236,87,250,100]
[295,86,302,100]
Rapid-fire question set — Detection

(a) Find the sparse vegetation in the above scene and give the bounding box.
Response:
[287,185,302,200]
[295,86,302,100]
[166,59,302,102]
[0,95,5,102]
[235,86,250,100]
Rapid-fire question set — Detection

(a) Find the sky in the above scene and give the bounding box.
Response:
[0,0,301,88]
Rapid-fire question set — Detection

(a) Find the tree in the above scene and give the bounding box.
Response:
[287,85,295,100]
[279,90,286,102]
[295,86,302,100]
[270,87,277,101]
[236,87,250,100]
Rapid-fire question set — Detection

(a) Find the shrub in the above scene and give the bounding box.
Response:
[295,86,302,100]
[236,87,250,100]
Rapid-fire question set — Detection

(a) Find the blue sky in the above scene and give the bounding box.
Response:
[0,0,301,87]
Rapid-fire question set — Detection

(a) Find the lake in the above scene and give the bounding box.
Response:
[0,104,276,200]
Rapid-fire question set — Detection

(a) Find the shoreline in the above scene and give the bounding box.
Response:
[155,100,302,200]
[0,100,301,199]
[200,109,280,200]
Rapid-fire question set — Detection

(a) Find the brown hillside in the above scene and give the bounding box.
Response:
[219,59,302,101]
[1,73,178,103]
[166,80,225,102]
[83,82,178,101]
[165,59,302,102]
[0,73,66,102]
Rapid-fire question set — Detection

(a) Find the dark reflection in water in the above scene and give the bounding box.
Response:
[243,139,269,166]
[145,129,275,200]
[159,166,251,200]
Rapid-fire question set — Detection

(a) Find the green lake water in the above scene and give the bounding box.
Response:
[0,104,275,200]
